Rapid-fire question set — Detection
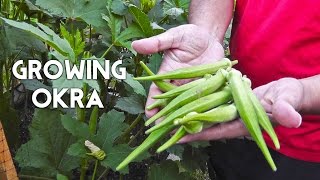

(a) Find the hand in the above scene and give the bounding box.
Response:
[132,24,225,118]
[178,78,304,143]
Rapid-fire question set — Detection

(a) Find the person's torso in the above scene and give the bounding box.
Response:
[230,0,320,162]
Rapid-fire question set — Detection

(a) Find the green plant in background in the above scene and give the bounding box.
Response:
[0,0,231,179]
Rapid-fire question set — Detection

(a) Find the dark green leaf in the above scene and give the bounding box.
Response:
[102,13,123,43]
[36,0,108,27]
[61,114,91,139]
[123,73,146,97]
[111,0,127,15]
[21,79,52,91]
[60,25,85,58]
[115,94,145,115]
[167,144,184,158]
[148,160,186,180]
[129,5,154,37]
[180,146,208,172]
[116,24,144,46]
[15,109,79,177]
[94,110,128,152]
[1,17,75,61]
[67,141,87,158]
[101,144,131,173]
[102,144,150,174]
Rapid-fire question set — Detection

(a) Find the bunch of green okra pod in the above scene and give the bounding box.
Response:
[116,58,280,172]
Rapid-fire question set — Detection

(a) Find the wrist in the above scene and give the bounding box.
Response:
[189,23,225,44]
[299,78,311,114]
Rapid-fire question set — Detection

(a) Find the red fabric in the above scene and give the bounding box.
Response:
[230,0,320,162]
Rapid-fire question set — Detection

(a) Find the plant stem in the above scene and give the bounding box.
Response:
[128,126,145,146]
[97,167,110,180]
[100,44,114,59]
[79,83,89,180]
[91,160,99,180]
[80,158,88,180]
[77,83,88,122]
[116,114,143,144]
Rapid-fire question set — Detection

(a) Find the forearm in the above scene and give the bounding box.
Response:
[189,0,234,42]
[300,75,320,114]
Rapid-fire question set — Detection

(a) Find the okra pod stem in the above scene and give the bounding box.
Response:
[156,126,186,153]
[228,69,277,171]
[135,58,236,81]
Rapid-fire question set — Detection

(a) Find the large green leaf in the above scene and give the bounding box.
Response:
[129,5,154,37]
[115,94,145,115]
[35,0,108,27]
[123,73,146,97]
[1,17,75,62]
[61,114,91,139]
[111,0,128,16]
[15,109,79,178]
[94,110,128,152]
[101,144,132,173]
[148,160,189,180]
[102,13,144,54]
[67,140,87,158]
[60,25,85,59]
[101,144,150,174]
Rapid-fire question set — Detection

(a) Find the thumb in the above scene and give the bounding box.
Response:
[132,28,181,54]
[272,100,302,128]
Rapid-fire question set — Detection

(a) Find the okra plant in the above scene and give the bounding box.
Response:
[1,0,214,179]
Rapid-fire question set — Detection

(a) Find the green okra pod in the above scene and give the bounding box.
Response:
[228,69,277,171]
[135,58,237,81]
[146,98,170,110]
[89,106,99,134]
[145,70,227,126]
[156,126,187,153]
[146,87,233,134]
[116,125,175,171]
[152,75,210,99]
[139,61,176,92]
[174,103,238,125]
[243,78,280,150]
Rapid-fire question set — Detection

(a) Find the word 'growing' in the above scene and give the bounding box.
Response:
[13,59,126,108]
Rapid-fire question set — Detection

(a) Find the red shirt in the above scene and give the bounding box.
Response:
[230,0,320,162]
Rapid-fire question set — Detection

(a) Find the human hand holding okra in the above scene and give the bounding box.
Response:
[178,78,304,143]
[132,24,225,118]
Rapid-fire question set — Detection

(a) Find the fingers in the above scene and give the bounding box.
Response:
[254,79,303,128]
[145,83,162,118]
[178,120,249,144]
[272,100,302,128]
[132,28,181,54]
